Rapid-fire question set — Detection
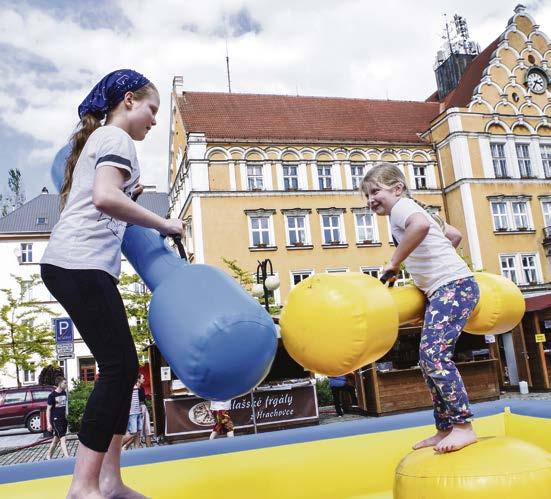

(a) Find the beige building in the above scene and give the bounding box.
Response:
[168,4,551,305]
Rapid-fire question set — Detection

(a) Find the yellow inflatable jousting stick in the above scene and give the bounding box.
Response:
[279,272,525,376]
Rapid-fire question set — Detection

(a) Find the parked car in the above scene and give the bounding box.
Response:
[0,385,56,433]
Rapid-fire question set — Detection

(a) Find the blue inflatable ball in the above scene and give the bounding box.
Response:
[50,143,72,190]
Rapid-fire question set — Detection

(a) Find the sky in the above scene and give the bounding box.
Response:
[0,0,550,200]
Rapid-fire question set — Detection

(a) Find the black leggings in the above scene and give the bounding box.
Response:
[41,264,138,453]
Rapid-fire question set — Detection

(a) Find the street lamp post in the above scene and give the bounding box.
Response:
[252,259,280,312]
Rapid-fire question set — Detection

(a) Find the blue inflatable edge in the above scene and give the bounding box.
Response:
[1,399,549,485]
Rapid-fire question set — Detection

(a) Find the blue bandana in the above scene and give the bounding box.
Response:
[78,69,150,120]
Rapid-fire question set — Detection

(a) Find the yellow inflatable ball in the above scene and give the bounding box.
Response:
[394,436,551,499]
[279,273,398,375]
[465,272,526,335]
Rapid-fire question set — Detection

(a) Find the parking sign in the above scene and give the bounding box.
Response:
[53,318,73,343]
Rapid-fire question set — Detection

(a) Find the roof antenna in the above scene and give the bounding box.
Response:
[224,17,232,93]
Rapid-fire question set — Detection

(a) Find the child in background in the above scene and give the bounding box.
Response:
[209,400,235,439]
[46,376,70,460]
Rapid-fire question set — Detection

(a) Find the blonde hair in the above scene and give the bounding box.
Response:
[59,82,158,211]
[360,162,445,231]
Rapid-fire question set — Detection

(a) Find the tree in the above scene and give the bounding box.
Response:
[0,168,25,216]
[221,257,254,292]
[0,274,56,387]
[118,272,152,358]
[38,363,64,386]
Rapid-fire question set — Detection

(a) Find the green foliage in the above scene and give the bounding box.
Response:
[67,379,94,433]
[0,274,56,387]
[315,377,333,407]
[0,168,25,216]
[118,273,152,358]
[221,257,254,291]
[38,364,64,386]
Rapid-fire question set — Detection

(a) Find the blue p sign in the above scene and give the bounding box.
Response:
[53,318,73,343]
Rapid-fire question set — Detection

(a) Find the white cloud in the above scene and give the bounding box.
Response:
[0,0,550,196]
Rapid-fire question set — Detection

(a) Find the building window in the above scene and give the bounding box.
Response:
[322,214,342,244]
[361,267,380,278]
[250,216,271,246]
[542,201,551,227]
[511,201,529,229]
[516,144,532,178]
[20,243,33,263]
[490,143,508,178]
[23,363,36,384]
[355,212,376,243]
[36,217,48,225]
[283,163,299,190]
[413,165,427,189]
[317,163,332,190]
[490,199,532,231]
[247,163,263,190]
[541,144,551,178]
[291,270,313,286]
[395,269,412,286]
[500,255,518,284]
[79,358,97,382]
[286,215,307,245]
[521,254,538,284]
[133,281,147,294]
[491,202,509,230]
[21,280,33,301]
[350,162,365,190]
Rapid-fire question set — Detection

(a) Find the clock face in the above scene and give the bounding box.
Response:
[526,68,548,94]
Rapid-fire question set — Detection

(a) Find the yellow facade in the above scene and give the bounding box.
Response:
[168,6,551,305]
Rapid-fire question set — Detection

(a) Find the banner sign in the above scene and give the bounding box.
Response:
[164,383,318,436]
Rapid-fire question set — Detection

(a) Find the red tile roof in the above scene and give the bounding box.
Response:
[431,37,500,109]
[176,92,441,143]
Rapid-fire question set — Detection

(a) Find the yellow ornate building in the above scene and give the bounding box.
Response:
[168,4,551,305]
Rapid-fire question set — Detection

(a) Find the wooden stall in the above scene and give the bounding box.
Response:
[147,338,319,442]
[354,326,500,416]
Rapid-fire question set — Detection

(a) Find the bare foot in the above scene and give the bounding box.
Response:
[412,429,450,450]
[67,487,104,499]
[434,423,477,453]
[101,481,150,499]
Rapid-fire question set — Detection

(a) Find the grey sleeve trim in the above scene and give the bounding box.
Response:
[96,154,132,170]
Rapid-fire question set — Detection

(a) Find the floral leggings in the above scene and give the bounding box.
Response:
[419,277,480,430]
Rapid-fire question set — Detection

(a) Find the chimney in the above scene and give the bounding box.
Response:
[173,76,184,95]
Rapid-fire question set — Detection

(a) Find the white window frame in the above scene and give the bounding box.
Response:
[360,266,381,278]
[319,212,345,244]
[511,201,529,229]
[491,201,509,230]
[413,164,428,190]
[284,213,311,246]
[499,254,519,284]
[290,269,314,287]
[20,243,33,263]
[540,144,551,178]
[248,215,274,247]
[490,142,508,178]
[350,162,365,190]
[282,163,299,191]
[515,143,533,178]
[354,210,378,243]
[21,280,33,301]
[489,198,533,231]
[520,254,539,284]
[23,363,36,384]
[317,162,333,190]
[246,162,264,190]
[541,199,551,227]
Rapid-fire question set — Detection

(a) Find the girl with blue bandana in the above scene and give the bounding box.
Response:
[41,69,183,499]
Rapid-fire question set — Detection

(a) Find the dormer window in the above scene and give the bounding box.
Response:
[36,217,48,225]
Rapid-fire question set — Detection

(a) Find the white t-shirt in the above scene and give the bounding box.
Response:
[42,126,140,280]
[210,400,232,411]
[390,197,472,297]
